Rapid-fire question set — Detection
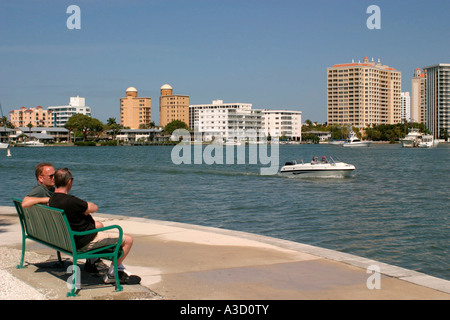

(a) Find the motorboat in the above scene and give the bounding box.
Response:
[0,142,8,149]
[342,131,372,147]
[23,140,44,147]
[280,156,355,178]
[401,129,422,148]
[400,129,437,148]
[418,134,437,148]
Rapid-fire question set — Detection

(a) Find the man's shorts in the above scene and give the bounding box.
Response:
[80,231,124,252]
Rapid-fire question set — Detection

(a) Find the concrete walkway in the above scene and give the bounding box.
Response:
[0,206,449,300]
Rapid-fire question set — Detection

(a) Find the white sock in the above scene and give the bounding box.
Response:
[108,263,125,275]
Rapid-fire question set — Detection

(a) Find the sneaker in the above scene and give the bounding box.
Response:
[103,271,129,284]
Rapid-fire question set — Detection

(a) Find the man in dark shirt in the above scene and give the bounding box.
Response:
[49,168,134,284]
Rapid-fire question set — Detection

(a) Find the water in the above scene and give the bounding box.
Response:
[0,144,449,280]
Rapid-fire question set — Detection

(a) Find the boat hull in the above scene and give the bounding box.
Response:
[401,139,416,148]
[343,141,372,147]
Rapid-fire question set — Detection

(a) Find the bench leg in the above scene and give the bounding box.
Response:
[67,259,79,297]
[16,238,26,269]
[113,257,123,292]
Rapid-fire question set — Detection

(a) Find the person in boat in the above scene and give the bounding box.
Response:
[49,167,136,284]
[311,156,318,164]
[321,156,328,163]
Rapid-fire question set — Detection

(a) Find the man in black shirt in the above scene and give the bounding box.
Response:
[49,168,135,284]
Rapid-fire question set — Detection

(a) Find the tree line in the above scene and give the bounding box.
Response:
[301,120,446,143]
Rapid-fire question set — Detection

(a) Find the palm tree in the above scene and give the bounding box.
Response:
[27,122,33,141]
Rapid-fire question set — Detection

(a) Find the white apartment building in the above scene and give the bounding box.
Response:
[48,96,92,127]
[262,109,302,141]
[194,102,263,142]
[401,92,411,122]
[189,100,252,130]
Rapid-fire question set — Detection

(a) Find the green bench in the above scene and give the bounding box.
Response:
[13,198,124,297]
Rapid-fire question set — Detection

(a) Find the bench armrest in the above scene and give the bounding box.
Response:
[71,224,123,237]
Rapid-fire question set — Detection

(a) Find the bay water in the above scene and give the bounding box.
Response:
[0,143,448,280]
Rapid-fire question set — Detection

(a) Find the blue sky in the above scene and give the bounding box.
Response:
[0,0,449,124]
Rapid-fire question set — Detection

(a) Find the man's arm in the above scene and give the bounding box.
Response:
[22,196,50,208]
[84,202,98,215]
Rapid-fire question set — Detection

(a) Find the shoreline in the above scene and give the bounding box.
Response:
[1,206,449,300]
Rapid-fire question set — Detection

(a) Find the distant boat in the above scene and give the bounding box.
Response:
[0,142,8,149]
[342,131,372,147]
[22,140,44,147]
[400,129,438,148]
[401,129,422,148]
[418,134,438,148]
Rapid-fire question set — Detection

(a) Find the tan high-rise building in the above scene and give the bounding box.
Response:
[327,57,402,130]
[120,87,151,129]
[159,84,190,128]
[9,106,52,128]
[411,68,427,124]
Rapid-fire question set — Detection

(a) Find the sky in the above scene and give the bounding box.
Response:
[0,0,449,125]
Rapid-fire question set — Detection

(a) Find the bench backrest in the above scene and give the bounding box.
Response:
[13,198,74,253]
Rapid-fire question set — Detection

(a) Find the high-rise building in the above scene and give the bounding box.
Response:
[327,56,402,130]
[159,84,189,128]
[9,106,52,128]
[411,68,427,124]
[262,110,302,141]
[401,92,411,122]
[48,96,92,127]
[423,63,450,139]
[120,87,152,129]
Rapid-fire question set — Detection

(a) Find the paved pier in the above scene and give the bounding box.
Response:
[0,206,449,300]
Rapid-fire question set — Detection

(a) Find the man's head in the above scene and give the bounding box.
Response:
[35,163,55,189]
[54,168,74,189]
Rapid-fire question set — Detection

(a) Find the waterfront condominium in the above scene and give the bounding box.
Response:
[189,100,252,131]
[9,106,53,128]
[327,56,402,131]
[159,84,190,128]
[190,100,261,142]
[48,96,92,127]
[401,92,411,122]
[411,68,427,124]
[423,63,450,139]
[262,109,302,141]
[120,87,151,129]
